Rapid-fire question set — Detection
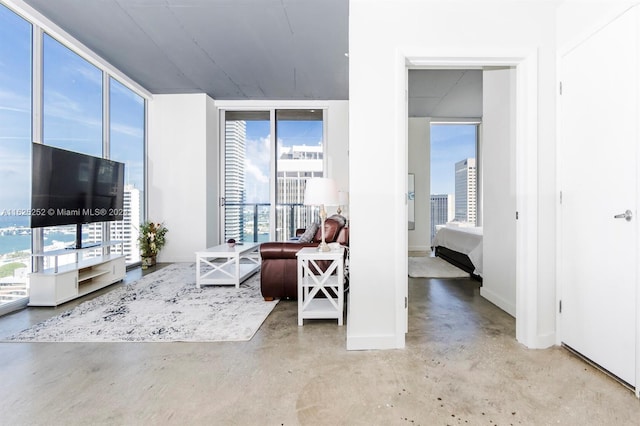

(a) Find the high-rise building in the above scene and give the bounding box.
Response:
[223,119,324,242]
[224,120,247,242]
[120,185,141,263]
[430,193,454,242]
[276,145,323,241]
[87,184,141,263]
[454,158,477,223]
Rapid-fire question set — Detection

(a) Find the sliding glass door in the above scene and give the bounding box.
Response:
[222,111,271,243]
[221,109,325,243]
[275,109,324,241]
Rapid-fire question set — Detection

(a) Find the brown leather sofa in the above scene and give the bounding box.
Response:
[259,217,348,301]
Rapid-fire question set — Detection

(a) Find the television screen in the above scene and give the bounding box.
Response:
[31,143,125,228]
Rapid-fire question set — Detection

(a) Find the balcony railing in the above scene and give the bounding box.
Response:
[224,203,320,243]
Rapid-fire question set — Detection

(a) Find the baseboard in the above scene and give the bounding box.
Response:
[0,298,28,317]
[480,287,516,317]
[408,245,430,253]
[535,331,556,349]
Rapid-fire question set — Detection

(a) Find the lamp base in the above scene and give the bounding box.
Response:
[316,206,331,252]
[317,241,331,252]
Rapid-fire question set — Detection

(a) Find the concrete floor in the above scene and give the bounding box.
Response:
[1,265,639,425]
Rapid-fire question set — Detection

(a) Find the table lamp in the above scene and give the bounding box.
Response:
[304,177,339,252]
[337,190,349,215]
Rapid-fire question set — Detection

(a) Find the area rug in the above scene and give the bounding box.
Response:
[3,263,278,342]
[408,256,469,278]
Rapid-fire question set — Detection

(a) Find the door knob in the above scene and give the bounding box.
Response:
[614,210,633,222]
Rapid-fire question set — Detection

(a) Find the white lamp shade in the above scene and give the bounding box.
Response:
[304,178,339,206]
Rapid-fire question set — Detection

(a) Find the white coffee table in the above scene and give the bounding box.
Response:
[195,242,261,288]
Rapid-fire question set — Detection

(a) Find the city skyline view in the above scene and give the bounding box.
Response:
[242,118,324,204]
[430,124,477,195]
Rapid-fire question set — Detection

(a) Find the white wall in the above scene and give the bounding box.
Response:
[408,118,430,251]
[326,101,350,203]
[348,0,558,349]
[147,93,219,262]
[481,68,517,317]
[205,95,219,248]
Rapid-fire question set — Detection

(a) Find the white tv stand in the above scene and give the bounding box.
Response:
[28,241,126,307]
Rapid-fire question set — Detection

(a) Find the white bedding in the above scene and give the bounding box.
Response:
[432,225,483,276]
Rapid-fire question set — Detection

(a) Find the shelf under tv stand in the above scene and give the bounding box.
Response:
[28,241,126,307]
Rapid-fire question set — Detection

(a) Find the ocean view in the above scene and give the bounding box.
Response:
[0,226,82,256]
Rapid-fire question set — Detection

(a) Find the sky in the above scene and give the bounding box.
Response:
[430,124,477,195]
[241,119,323,204]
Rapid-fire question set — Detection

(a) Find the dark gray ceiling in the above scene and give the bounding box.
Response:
[408,70,482,118]
[23,0,349,100]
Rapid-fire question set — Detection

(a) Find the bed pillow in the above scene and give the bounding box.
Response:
[298,222,319,243]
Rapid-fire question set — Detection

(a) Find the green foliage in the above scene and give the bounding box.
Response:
[138,221,168,257]
[0,262,27,279]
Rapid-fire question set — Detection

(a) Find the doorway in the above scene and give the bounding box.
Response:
[401,51,540,348]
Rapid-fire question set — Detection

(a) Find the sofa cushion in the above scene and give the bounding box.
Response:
[298,222,318,243]
[313,218,342,243]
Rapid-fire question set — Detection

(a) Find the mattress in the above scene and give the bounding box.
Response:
[432,225,483,276]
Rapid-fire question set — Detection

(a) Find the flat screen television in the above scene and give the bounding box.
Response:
[31,143,125,248]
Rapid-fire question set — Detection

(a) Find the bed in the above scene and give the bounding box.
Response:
[431,225,483,281]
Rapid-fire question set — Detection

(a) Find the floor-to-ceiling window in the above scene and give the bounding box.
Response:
[42,33,104,263]
[40,36,145,268]
[275,109,324,241]
[222,109,325,243]
[109,78,145,264]
[430,123,479,242]
[0,4,31,312]
[223,111,271,242]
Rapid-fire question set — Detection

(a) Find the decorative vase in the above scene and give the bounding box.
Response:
[141,255,156,269]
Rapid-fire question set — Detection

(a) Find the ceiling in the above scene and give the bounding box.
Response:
[20,0,481,110]
[408,70,482,118]
[23,0,349,100]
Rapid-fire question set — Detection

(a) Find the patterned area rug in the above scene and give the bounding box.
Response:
[4,263,278,342]
[408,256,469,278]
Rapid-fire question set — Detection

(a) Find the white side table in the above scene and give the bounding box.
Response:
[296,246,345,326]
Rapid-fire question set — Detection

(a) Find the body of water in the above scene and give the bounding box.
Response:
[0,228,83,256]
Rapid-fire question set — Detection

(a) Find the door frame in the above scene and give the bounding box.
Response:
[398,48,543,348]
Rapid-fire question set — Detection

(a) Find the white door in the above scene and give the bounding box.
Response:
[559,8,638,386]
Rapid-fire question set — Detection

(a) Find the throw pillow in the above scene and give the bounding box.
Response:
[298,222,319,243]
[327,214,347,228]
[314,218,342,243]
